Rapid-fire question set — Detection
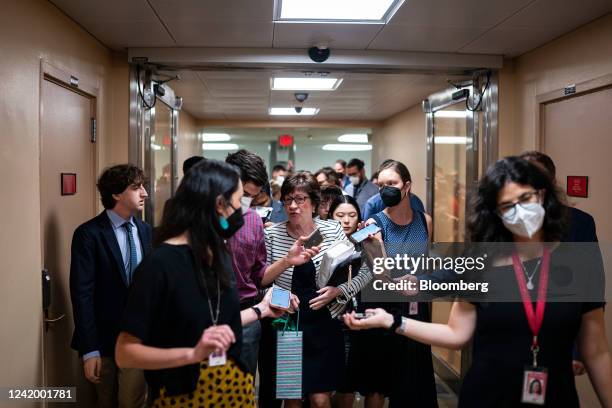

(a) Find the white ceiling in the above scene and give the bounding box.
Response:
[165,69,451,120]
[50,0,611,54]
[49,0,611,120]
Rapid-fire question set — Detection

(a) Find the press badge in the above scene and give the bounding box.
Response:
[409,302,418,315]
[209,351,227,367]
[521,366,547,405]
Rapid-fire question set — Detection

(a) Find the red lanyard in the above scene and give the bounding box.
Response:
[512,246,550,367]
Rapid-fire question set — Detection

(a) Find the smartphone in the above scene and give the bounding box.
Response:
[254,206,273,222]
[303,228,323,249]
[270,285,291,310]
[336,312,374,321]
[350,223,381,243]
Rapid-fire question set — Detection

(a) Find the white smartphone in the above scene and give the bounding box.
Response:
[270,285,291,310]
[350,223,381,243]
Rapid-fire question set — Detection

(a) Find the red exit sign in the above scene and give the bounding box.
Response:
[279,134,293,147]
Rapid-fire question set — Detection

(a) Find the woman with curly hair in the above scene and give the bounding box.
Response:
[344,157,612,407]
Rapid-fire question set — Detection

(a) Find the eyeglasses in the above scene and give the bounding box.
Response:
[497,190,541,218]
[282,195,309,206]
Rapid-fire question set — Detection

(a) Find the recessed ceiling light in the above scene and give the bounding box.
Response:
[434,111,468,118]
[202,143,239,150]
[276,0,404,23]
[338,134,368,143]
[434,136,467,145]
[269,107,319,116]
[271,77,343,91]
[322,144,372,151]
[201,133,231,142]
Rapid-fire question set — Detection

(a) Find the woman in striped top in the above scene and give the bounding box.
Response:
[264,172,373,408]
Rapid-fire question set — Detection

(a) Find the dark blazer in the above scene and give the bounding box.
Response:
[69,211,152,357]
[565,206,598,242]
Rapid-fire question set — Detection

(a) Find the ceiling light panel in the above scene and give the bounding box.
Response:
[434,136,468,145]
[269,107,319,116]
[271,77,343,91]
[338,133,368,143]
[202,143,239,150]
[201,133,231,142]
[276,0,404,23]
[434,111,468,118]
[322,144,373,151]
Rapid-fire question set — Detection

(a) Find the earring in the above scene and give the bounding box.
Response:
[219,216,229,230]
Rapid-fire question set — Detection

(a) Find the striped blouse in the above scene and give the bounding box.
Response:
[264,218,373,317]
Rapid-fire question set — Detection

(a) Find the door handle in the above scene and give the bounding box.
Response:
[44,311,65,332]
[44,314,66,323]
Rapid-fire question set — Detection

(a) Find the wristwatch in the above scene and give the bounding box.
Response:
[251,306,262,320]
[388,310,402,333]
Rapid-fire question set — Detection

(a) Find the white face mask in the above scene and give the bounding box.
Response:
[275,176,285,185]
[500,202,545,238]
[240,196,253,213]
[349,176,361,186]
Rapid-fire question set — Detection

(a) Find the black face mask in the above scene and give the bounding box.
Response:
[216,205,244,239]
[380,186,404,207]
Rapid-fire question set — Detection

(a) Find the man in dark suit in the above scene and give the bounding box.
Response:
[70,164,151,408]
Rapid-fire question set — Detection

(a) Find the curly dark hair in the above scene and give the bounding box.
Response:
[97,164,146,209]
[280,172,321,215]
[467,156,568,243]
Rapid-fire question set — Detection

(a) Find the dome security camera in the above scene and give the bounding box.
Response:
[294,93,309,103]
[294,106,303,114]
[308,46,330,63]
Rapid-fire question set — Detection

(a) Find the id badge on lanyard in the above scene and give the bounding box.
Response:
[512,247,550,406]
[209,350,227,367]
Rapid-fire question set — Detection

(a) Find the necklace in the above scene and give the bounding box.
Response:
[519,257,542,291]
[202,274,221,325]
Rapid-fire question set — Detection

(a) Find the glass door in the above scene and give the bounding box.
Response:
[432,103,468,243]
[423,72,498,392]
[145,100,177,227]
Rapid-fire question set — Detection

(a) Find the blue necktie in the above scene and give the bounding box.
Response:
[123,222,138,284]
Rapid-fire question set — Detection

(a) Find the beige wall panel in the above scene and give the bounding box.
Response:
[371,104,427,207]
[499,14,612,155]
[177,110,202,180]
[0,0,128,394]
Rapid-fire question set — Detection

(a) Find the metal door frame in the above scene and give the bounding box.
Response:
[422,71,499,392]
[423,71,498,233]
[129,65,180,227]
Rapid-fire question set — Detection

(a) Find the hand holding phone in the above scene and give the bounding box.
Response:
[269,285,291,310]
[303,228,323,249]
[350,223,381,243]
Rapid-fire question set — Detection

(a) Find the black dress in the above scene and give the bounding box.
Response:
[292,260,346,395]
[121,244,249,400]
[348,211,438,407]
[459,257,605,407]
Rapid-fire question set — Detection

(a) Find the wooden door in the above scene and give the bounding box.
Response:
[542,85,612,407]
[40,76,96,406]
